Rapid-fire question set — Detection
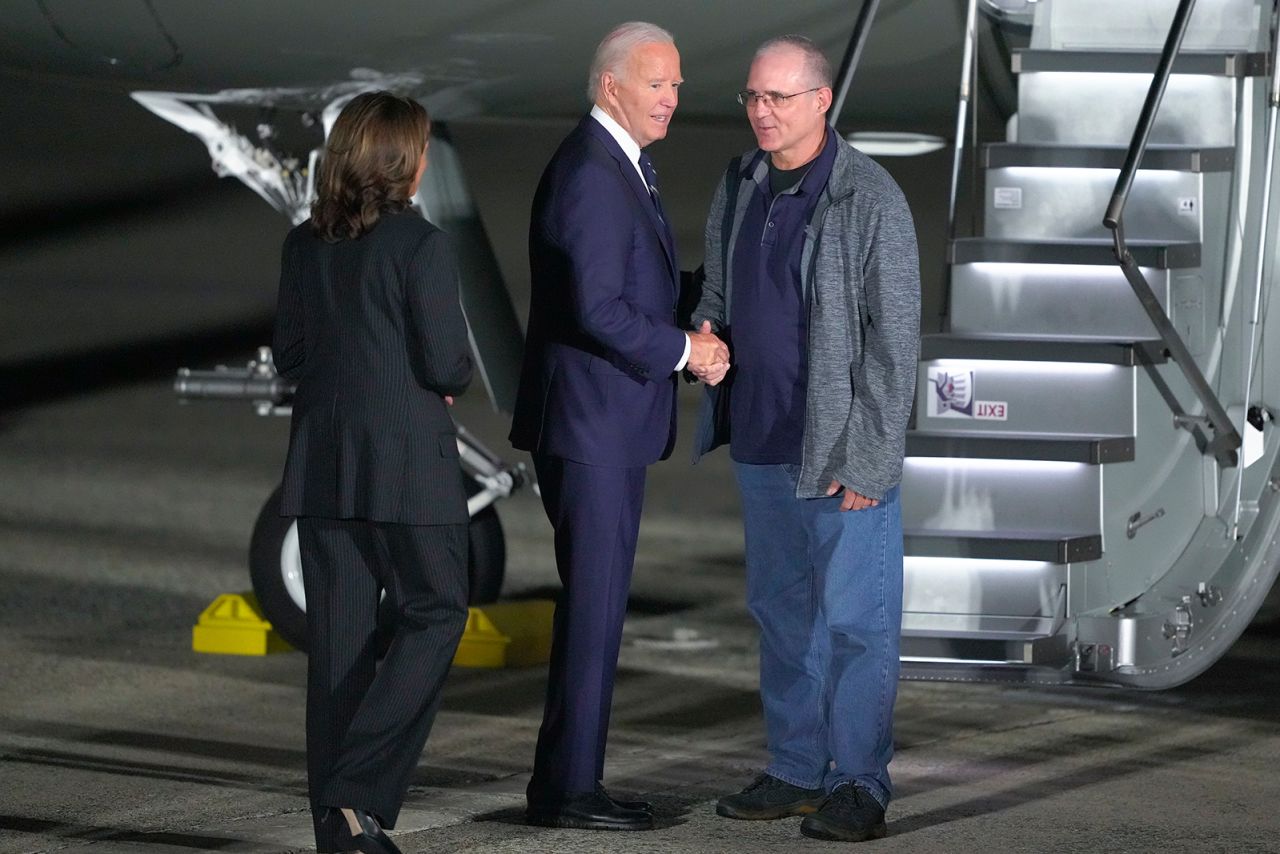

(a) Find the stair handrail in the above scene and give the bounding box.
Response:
[946,0,981,244]
[1101,0,1241,467]
[940,0,981,325]
[1232,0,1280,534]
[829,0,882,127]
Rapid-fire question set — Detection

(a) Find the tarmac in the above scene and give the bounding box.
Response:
[3,359,1280,854]
[2,113,1279,854]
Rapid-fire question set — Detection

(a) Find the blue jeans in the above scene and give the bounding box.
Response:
[734,462,903,807]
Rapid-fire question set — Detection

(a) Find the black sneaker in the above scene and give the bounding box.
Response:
[715,773,828,820]
[799,784,887,842]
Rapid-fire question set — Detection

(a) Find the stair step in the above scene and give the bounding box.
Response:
[1034,0,1263,55]
[1015,60,1241,146]
[902,556,1066,644]
[904,530,1102,563]
[983,143,1234,172]
[921,334,1166,366]
[907,431,1135,464]
[900,658,1074,681]
[949,238,1200,268]
[901,617,1065,644]
[901,555,1070,648]
[917,349,1135,436]
[947,260,1174,341]
[983,156,1226,242]
[1011,49,1270,77]
[903,458,1100,534]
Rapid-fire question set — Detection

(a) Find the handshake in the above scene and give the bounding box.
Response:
[686,320,731,386]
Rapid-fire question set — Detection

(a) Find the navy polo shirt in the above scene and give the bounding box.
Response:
[728,129,837,465]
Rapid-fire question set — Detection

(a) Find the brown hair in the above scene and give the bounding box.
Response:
[311,91,430,242]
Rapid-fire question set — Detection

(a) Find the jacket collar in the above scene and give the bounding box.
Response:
[589,105,644,179]
[737,133,860,204]
[578,114,678,281]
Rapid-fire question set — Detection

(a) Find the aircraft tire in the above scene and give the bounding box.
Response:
[464,502,506,605]
[248,481,507,653]
[248,485,308,650]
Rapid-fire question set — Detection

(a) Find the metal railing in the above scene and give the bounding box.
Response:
[829,0,882,127]
[940,0,982,324]
[1101,0,1241,467]
[947,0,981,245]
[1232,0,1280,533]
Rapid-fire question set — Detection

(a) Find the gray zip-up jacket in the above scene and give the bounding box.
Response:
[692,141,920,500]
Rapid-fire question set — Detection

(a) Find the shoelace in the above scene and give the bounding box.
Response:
[825,785,871,815]
[743,773,782,793]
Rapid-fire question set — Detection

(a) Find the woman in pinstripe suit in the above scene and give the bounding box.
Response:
[272,91,473,854]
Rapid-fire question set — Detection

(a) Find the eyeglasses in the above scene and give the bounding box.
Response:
[736,87,821,109]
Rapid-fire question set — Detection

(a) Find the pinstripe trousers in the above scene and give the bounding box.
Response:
[298,517,468,852]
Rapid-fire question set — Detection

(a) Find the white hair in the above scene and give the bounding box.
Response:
[588,21,675,102]
[754,35,833,88]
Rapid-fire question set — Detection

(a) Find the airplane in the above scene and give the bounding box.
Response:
[4,0,1279,691]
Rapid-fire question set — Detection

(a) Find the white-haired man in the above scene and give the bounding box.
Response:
[510,21,728,831]
[693,35,920,842]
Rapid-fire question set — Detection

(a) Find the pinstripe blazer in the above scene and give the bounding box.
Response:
[273,209,473,525]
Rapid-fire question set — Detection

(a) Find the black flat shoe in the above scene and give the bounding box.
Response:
[596,782,652,813]
[327,808,403,854]
[526,790,654,831]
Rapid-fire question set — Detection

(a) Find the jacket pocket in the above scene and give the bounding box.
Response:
[438,435,460,457]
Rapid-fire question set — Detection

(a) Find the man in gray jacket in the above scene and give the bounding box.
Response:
[692,36,920,843]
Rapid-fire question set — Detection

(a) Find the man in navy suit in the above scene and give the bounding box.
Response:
[510,21,729,832]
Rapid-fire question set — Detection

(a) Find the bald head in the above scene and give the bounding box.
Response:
[743,36,832,170]
[754,35,833,89]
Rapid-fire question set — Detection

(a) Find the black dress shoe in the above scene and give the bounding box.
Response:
[596,782,652,813]
[325,808,403,854]
[526,790,654,831]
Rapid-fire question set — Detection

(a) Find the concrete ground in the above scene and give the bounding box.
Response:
[2,109,1279,854]
[3,360,1280,854]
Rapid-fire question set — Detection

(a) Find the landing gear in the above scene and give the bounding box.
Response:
[150,84,530,655]
[178,350,526,653]
[248,479,507,652]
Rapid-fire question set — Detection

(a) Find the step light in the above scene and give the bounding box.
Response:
[900,655,1013,665]
[929,358,1118,376]
[996,166,1191,181]
[845,132,946,157]
[906,556,1055,573]
[1022,72,1231,121]
[1026,71,1229,89]
[966,261,1157,281]
[905,457,1086,475]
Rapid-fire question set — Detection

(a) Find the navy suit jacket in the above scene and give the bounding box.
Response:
[274,210,473,525]
[510,116,686,467]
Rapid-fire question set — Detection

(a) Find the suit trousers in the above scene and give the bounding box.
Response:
[527,454,646,801]
[298,517,468,851]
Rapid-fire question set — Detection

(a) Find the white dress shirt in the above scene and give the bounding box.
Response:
[590,104,646,185]
[588,105,691,372]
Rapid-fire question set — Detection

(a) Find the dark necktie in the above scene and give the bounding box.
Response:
[638,152,666,224]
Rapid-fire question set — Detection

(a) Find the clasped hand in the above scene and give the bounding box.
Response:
[686,320,730,386]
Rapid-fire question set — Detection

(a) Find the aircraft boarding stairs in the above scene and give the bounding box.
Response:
[898,0,1280,687]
